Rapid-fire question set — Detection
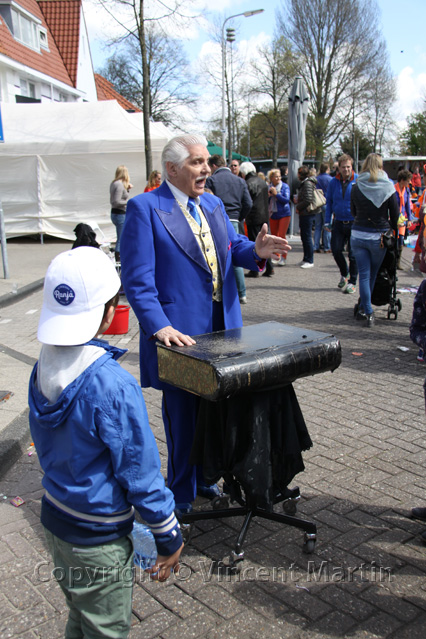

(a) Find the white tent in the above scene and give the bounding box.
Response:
[0,101,174,241]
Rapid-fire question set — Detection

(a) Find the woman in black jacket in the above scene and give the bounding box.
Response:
[350,154,399,327]
[295,165,317,268]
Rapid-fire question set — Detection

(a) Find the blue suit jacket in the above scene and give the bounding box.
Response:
[120,181,260,389]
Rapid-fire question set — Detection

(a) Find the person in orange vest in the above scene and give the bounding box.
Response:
[411,164,422,195]
[394,170,413,269]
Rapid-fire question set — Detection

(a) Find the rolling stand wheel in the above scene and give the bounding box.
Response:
[282,494,300,515]
[179,522,193,544]
[278,486,300,515]
[211,494,230,510]
[213,550,244,577]
[303,533,316,554]
[396,299,402,311]
[387,306,398,320]
[225,549,244,574]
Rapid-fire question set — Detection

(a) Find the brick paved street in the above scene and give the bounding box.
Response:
[1,243,426,638]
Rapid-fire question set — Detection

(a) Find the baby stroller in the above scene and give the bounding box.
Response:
[353,238,401,320]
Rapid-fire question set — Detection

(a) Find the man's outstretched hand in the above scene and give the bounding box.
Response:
[254,223,291,259]
[156,325,196,347]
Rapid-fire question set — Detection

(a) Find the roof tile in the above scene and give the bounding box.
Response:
[38,0,81,86]
[95,74,141,112]
[0,0,73,86]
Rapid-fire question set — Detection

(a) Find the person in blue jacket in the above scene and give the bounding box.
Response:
[120,134,290,515]
[324,154,358,294]
[28,247,183,638]
[268,168,291,266]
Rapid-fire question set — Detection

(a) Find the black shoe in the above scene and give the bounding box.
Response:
[197,483,221,499]
[355,310,367,321]
[314,249,321,254]
[365,313,375,327]
[175,502,193,518]
[274,486,300,501]
[411,507,426,521]
[354,299,365,319]
[262,269,274,277]
[222,481,231,494]
[245,271,259,278]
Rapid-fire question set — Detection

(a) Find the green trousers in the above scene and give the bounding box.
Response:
[44,528,134,639]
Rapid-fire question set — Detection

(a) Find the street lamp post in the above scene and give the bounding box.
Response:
[226,27,235,159]
[221,9,264,163]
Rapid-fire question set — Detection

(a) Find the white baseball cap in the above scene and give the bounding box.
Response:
[37,247,121,346]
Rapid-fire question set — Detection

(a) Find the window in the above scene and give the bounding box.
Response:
[20,78,36,98]
[39,28,48,50]
[11,8,39,50]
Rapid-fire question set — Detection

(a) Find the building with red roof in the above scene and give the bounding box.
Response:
[94,74,141,113]
[0,0,97,102]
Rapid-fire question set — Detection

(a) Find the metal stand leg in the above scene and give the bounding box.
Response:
[179,499,317,560]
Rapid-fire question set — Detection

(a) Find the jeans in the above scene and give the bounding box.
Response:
[314,208,331,251]
[299,214,315,264]
[111,212,125,253]
[331,220,358,285]
[351,235,386,315]
[230,220,246,298]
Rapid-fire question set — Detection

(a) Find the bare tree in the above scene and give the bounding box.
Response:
[99,28,196,127]
[248,36,300,166]
[277,0,387,160]
[363,57,397,154]
[96,0,197,176]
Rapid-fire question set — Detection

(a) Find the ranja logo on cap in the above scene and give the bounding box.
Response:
[53,284,75,306]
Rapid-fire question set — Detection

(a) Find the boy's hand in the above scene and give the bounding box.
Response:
[147,543,184,582]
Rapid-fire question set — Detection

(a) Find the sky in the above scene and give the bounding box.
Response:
[84,0,426,131]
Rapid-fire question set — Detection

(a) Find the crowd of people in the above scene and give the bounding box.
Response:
[29,135,426,637]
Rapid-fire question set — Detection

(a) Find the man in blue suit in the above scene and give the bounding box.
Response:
[121,134,290,515]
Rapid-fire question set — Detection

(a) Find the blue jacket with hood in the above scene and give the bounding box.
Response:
[28,340,182,554]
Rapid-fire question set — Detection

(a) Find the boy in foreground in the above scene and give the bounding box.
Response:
[28,247,183,638]
[409,279,426,541]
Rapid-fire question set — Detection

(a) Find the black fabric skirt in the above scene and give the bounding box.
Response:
[190,384,312,510]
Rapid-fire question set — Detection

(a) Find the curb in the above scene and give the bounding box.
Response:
[0,408,31,480]
[0,279,44,309]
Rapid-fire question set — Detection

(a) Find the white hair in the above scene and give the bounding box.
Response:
[162,134,208,179]
[239,161,256,177]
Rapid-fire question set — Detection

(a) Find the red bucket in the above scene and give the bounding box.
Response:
[103,305,130,335]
